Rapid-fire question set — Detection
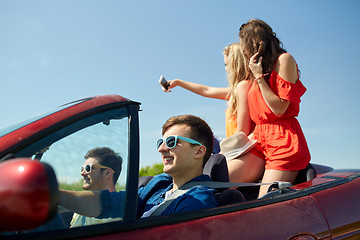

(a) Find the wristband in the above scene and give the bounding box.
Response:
[254,73,269,82]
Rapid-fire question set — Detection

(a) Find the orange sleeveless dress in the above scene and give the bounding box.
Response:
[225,108,237,138]
[247,56,311,170]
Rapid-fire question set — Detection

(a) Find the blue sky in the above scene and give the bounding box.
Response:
[0,1,359,170]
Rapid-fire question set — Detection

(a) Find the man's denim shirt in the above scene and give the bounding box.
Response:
[98,173,218,219]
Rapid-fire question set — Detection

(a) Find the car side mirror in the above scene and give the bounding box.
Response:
[0,158,58,231]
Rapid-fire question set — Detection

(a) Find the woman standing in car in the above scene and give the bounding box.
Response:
[228,19,311,197]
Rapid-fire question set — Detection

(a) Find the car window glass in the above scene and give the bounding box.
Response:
[39,117,128,228]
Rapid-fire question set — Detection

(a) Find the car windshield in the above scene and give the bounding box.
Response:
[41,117,129,190]
[0,98,91,138]
[1,105,130,236]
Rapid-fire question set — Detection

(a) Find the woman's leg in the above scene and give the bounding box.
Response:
[227,152,265,183]
[258,169,299,198]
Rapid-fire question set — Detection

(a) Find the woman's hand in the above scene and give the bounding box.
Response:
[249,52,263,79]
[161,79,179,92]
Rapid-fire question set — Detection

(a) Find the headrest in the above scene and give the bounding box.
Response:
[203,154,229,182]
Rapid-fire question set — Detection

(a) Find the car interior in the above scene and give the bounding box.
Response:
[138,153,322,206]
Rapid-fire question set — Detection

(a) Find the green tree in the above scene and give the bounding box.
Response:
[59,180,125,191]
[139,162,163,177]
[59,180,83,191]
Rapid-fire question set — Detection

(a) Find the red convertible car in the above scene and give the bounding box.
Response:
[0,94,359,240]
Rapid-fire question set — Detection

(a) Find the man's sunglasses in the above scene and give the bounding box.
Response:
[156,135,202,150]
[81,163,115,174]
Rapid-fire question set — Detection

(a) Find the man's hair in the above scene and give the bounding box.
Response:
[84,147,123,185]
[162,115,214,166]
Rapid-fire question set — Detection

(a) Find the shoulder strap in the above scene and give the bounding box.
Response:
[189,181,292,191]
[186,181,272,188]
[149,181,291,217]
[149,181,197,217]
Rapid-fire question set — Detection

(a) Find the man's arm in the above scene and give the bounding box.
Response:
[59,190,102,217]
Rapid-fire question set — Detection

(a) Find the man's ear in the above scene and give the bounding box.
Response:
[194,145,206,160]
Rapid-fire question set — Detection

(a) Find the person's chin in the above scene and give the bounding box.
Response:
[164,165,178,176]
[163,165,173,174]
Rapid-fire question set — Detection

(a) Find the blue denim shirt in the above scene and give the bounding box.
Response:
[98,173,218,219]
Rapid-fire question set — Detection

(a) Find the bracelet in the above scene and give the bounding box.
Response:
[254,73,269,82]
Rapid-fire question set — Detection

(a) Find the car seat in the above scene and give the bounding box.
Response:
[293,163,316,185]
[203,153,229,183]
[204,154,246,205]
[204,154,259,201]
[258,164,318,199]
[138,175,154,188]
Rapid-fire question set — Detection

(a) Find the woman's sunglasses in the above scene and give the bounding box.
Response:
[81,163,115,174]
[239,23,245,32]
[156,135,202,150]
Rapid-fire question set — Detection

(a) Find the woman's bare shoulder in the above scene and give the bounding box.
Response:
[236,80,251,88]
[275,53,298,83]
[235,80,251,95]
[278,53,296,64]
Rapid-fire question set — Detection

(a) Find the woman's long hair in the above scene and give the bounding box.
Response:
[225,43,248,118]
[239,19,287,81]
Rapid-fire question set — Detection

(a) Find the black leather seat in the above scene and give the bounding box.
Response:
[204,154,246,205]
[258,163,317,199]
[203,153,229,183]
[138,175,154,188]
[293,163,316,185]
[214,188,246,205]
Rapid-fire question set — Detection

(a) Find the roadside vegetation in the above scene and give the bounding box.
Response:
[139,163,163,177]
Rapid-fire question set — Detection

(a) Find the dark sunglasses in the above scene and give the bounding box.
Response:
[81,163,115,174]
[156,135,202,150]
[239,23,246,32]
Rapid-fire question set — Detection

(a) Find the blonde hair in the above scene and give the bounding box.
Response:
[224,43,248,118]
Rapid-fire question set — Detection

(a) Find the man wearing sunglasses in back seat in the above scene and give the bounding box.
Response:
[70,147,123,227]
[60,114,218,219]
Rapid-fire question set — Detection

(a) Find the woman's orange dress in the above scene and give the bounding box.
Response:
[225,108,237,138]
[247,57,311,170]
